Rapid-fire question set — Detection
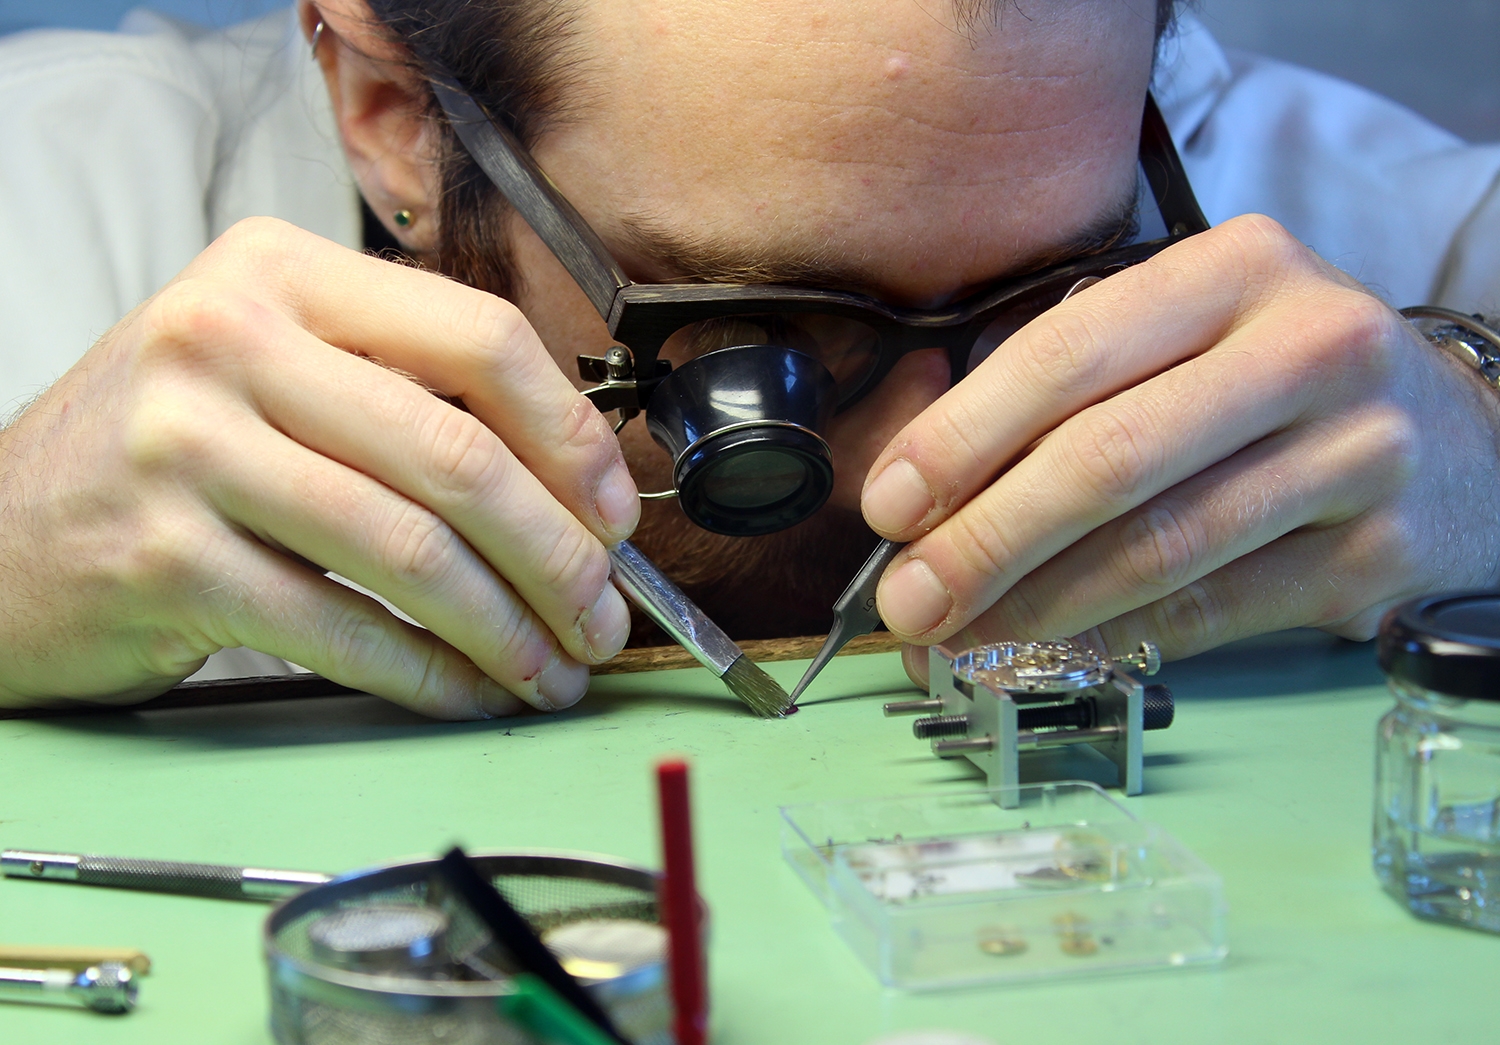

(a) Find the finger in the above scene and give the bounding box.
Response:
[1089,516,1411,661]
[223,306,630,668]
[186,534,523,720]
[972,409,1408,642]
[199,412,590,712]
[875,282,1404,642]
[861,214,1340,540]
[183,219,639,540]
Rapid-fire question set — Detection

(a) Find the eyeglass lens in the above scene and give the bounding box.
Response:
[661,313,883,389]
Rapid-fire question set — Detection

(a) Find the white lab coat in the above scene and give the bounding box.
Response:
[0,8,1496,680]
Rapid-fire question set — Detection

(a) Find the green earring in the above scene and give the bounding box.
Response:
[393,209,413,228]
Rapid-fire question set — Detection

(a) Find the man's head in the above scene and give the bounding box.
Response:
[302,0,1173,636]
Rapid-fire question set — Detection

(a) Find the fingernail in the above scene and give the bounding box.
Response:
[478,677,520,718]
[535,651,588,711]
[864,458,934,535]
[595,459,640,536]
[880,558,952,636]
[583,583,631,661]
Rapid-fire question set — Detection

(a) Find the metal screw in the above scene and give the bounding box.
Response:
[603,346,633,378]
[913,715,970,740]
[29,861,43,877]
[977,931,1027,957]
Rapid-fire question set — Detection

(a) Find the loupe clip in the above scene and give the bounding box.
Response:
[579,346,672,428]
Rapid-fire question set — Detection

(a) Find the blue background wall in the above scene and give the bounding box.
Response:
[0,1,282,33]
[2,1,1495,141]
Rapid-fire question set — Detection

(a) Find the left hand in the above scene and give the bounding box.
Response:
[861,214,1500,676]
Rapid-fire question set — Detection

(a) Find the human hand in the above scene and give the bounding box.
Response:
[861,214,1500,680]
[0,218,639,717]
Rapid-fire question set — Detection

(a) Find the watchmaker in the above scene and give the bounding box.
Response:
[0,0,1497,715]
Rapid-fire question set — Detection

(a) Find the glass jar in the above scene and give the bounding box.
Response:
[1375,592,1500,933]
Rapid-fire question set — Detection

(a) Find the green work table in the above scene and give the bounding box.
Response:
[0,631,1491,1042]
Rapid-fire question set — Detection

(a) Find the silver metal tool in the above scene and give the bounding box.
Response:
[886,638,1172,807]
[789,279,1111,707]
[265,852,674,1045]
[788,538,905,705]
[2,849,330,901]
[0,962,137,1014]
[608,540,790,716]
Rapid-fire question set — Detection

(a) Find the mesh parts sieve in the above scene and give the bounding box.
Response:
[265,853,674,1045]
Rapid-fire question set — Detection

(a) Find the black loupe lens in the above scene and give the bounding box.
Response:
[699,449,809,509]
[678,426,833,534]
[645,344,837,537]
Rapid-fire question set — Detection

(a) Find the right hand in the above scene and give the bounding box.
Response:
[0,218,639,718]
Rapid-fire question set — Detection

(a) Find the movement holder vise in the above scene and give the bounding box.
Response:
[886,639,1174,807]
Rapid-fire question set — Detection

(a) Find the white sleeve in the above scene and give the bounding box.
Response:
[1153,14,1500,312]
[1180,50,1500,310]
[0,29,219,417]
[1431,172,1500,316]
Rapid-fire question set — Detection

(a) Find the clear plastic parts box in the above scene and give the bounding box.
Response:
[781,782,1226,989]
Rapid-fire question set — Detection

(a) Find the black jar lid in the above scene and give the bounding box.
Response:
[1378,591,1500,700]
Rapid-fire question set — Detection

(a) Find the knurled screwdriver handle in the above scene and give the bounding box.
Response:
[75,855,246,899]
[3,849,330,901]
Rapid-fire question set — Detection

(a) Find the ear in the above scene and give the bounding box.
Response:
[299,1,441,253]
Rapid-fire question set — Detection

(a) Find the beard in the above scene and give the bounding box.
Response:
[434,197,878,644]
[610,408,880,643]
[624,495,881,644]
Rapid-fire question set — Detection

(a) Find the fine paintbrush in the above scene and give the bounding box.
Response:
[607,540,791,717]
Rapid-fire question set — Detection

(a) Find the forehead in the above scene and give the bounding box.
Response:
[533,0,1157,301]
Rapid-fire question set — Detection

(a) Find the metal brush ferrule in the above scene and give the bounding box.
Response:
[607,541,742,677]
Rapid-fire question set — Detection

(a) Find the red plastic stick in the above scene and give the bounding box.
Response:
[657,759,706,1045]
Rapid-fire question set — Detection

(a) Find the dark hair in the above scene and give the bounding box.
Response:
[365,0,588,300]
[367,0,1184,301]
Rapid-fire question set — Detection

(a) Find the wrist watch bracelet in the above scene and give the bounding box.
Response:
[1401,305,1500,389]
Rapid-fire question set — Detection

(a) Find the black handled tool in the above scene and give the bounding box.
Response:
[436,847,631,1045]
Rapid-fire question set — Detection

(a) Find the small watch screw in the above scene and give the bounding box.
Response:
[977,931,1028,957]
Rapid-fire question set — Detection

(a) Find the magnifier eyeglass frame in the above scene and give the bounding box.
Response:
[428,75,1210,532]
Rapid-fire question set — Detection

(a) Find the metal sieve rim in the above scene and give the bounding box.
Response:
[264,850,662,1009]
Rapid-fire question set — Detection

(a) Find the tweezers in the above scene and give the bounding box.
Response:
[788,538,906,705]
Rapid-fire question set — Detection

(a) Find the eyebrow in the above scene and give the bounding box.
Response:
[615,179,1142,297]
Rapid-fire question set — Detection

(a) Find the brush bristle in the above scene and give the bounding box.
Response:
[721,656,792,718]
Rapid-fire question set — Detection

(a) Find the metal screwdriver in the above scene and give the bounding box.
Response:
[2,849,330,901]
[0,962,137,1014]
